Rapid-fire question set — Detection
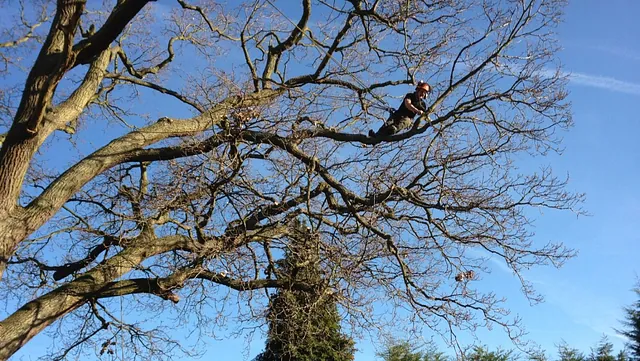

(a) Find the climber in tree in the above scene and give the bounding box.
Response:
[369,81,431,138]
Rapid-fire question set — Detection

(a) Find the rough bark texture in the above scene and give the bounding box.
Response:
[0,0,157,280]
[0,0,84,213]
[0,47,112,279]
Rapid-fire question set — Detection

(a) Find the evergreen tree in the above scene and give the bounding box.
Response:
[617,350,630,361]
[557,342,586,361]
[618,286,640,361]
[465,346,515,361]
[377,341,424,361]
[528,350,548,361]
[377,340,448,361]
[255,220,355,361]
[423,343,449,361]
[588,337,616,361]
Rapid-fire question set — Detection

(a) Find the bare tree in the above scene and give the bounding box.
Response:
[0,0,582,360]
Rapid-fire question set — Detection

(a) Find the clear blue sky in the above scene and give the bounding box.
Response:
[5,1,640,360]
[438,0,640,357]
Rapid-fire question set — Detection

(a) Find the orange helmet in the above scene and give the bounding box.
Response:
[416,81,431,92]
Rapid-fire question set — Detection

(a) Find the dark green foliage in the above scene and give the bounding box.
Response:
[557,338,630,361]
[617,350,630,361]
[377,340,449,361]
[588,337,616,361]
[377,341,425,361]
[528,349,548,361]
[465,346,516,361]
[377,334,634,361]
[423,343,449,361]
[255,220,355,361]
[618,286,640,361]
[557,343,586,361]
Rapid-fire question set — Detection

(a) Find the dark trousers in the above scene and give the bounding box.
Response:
[370,115,412,137]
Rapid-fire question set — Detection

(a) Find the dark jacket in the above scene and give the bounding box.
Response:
[392,92,427,119]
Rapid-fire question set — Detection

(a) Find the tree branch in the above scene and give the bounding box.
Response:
[262,0,311,87]
[10,0,85,135]
[96,268,319,301]
[106,73,204,112]
[73,0,152,66]
[22,89,284,232]
[0,233,198,360]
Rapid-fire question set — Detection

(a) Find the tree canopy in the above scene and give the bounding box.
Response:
[618,285,640,361]
[0,0,581,360]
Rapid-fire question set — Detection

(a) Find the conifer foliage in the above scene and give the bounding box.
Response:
[255,220,355,361]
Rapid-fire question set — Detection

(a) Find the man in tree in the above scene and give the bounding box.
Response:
[255,220,355,361]
[368,81,430,138]
[0,1,581,359]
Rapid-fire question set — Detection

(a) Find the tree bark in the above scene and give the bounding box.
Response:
[0,0,84,204]
[0,47,113,280]
[0,0,155,281]
[0,0,85,279]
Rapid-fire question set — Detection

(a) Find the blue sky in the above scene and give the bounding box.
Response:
[189,1,640,359]
[447,0,640,356]
[203,1,640,358]
[4,0,640,360]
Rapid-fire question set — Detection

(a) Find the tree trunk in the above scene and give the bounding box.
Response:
[0,0,85,279]
[0,135,40,210]
[0,207,32,280]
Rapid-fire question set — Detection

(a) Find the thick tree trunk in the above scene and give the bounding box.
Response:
[0,0,85,279]
[0,210,31,280]
[0,0,84,187]
[0,136,38,280]
[0,136,40,212]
